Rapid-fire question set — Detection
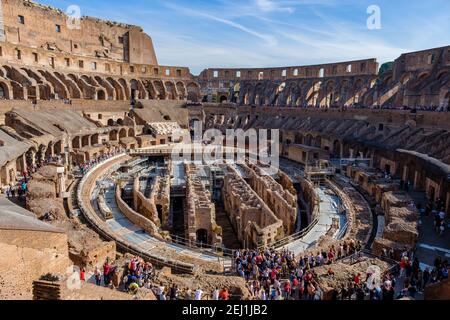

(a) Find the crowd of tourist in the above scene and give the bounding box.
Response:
[76,148,125,175]
[242,100,450,112]
[232,240,367,300]
[85,256,232,300]
[231,238,449,300]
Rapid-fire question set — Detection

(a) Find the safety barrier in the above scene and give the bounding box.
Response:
[262,218,319,251]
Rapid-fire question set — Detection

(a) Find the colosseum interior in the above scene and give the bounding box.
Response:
[0,0,449,302]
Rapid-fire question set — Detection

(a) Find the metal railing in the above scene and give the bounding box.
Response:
[169,234,235,258]
[335,221,349,240]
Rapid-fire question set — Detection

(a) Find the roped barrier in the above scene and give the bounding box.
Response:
[262,218,319,251]
[169,234,235,258]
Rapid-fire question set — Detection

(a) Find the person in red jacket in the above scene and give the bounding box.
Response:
[219,288,229,300]
[79,267,85,282]
[283,281,291,300]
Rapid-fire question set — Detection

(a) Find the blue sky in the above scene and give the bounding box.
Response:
[39,0,450,74]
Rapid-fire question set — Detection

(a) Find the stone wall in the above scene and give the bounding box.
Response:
[424,279,450,300]
[199,46,450,109]
[222,165,283,248]
[239,163,297,235]
[0,0,201,102]
[184,163,222,246]
[0,229,71,300]
[115,183,165,241]
[199,104,450,213]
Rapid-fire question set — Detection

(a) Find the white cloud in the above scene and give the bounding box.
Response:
[254,0,294,13]
[163,2,278,46]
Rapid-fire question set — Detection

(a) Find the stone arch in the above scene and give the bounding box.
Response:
[128,128,135,137]
[109,130,118,141]
[400,73,412,86]
[0,81,11,99]
[352,78,365,105]
[176,82,186,99]
[338,80,352,106]
[72,136,81,149]
[54,140,62,155]
[119,128,127,139]
[306,81,321,107]
[107,77,125,100]
[38,69,69,99]
[321,80,335,107]
[81,135,90,147]
[186,82,200,102]
[118,78,130,100]
[68,73,95,99]
[36,144,46,163]
[332,139,342,158]
[55,72,82,99]
[196,228,208,245]
[96,89,106,100]
[94,76,115,100]
[91,134,99,145]
[304,134,313,146]
[81,75,95,86]
[153,80,166,100]
[45,141,54,159]
[164,81,177,100]
[437,70,449,83]
[144,80,157,99]
[130,79,147,99]
[107,119,115,126]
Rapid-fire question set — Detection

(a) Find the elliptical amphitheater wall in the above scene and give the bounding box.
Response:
[0,0,200,104]
[198,46,450,109]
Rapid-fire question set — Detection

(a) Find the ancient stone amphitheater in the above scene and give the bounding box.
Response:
[0,0,449,301]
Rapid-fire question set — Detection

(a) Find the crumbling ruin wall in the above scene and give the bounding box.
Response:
[133,176,160,226]
[26,165,117,267]
[222,166,283,248]
[377,191,419,252]
[424,279,450,300]
[297,175,320,223]
[115,183,165,241]
[198,103,450,216]
[240,163,297,235]
[0,229,71,300]
[184,163,222,246]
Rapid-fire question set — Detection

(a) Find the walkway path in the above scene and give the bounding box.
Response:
[78,155,230,273]
[93,177,228,267]
[408,191,450,268]
[280,186,345,255]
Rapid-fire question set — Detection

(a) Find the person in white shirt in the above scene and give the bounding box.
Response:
[212,288,220,300]
[194,288,203,300]
[156,283,165,300]
[260,289,267,300]
[273,279,280,290]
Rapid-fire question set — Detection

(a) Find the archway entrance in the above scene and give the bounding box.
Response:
[97,90,106,100]
[0,83,7,99]
[156,204,163,225]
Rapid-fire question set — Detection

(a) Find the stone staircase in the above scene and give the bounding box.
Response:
[33,280,62,300]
